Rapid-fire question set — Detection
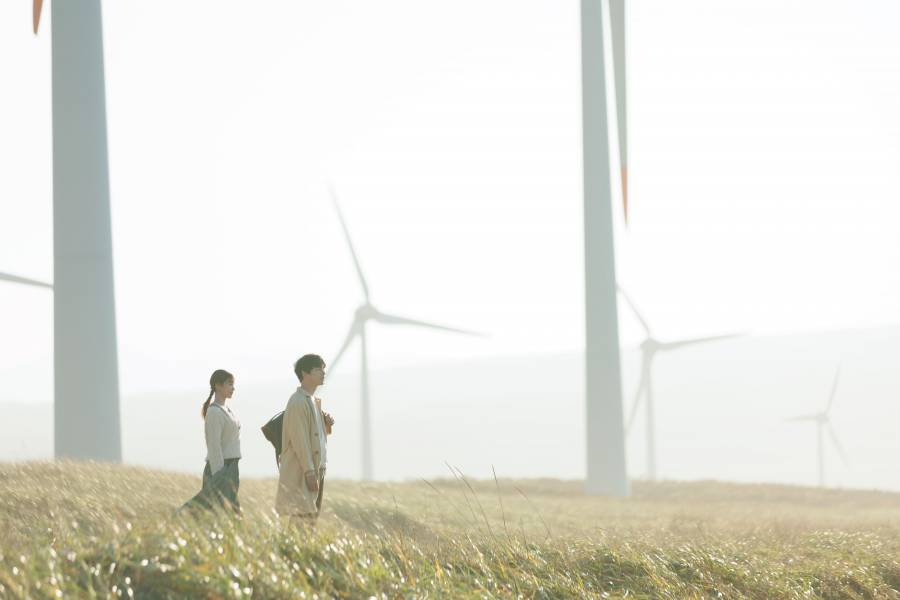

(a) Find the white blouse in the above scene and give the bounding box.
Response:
[205,403,241,474]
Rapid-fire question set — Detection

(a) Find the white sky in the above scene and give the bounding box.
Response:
[2,0,900,402]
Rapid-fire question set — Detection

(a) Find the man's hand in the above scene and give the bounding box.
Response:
[322,411,335,434]
[305,470,319,492]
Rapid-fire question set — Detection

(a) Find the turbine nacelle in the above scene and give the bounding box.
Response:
[355,303,378,322]
[639,338,661,353]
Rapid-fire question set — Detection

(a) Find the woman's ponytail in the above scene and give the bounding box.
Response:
[201,387,214,418]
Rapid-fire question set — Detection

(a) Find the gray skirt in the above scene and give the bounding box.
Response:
[181,458,240,513]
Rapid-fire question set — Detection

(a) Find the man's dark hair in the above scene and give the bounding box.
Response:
[294,354,325,382]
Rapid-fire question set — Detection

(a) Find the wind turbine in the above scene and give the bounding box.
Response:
[328,188,483,481]
[1,0,122,461]
[786,366,848,487]
[618,286,740,480]
[581,0,629,496]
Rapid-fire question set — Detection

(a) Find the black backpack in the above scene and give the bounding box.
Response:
[260,411,284,468]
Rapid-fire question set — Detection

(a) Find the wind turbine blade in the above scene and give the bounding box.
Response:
[784,413,819,423]
[826,422,849,466]
[616,285,651,336]
[625,373,646,433]
[33,0,44,34]
[329,320,360,374]
[329,185,371,302]
[825,364,841,414]
[659,333,742,352]
[609,0,628,224]
[0,271,52,289]
[373,311,486,337]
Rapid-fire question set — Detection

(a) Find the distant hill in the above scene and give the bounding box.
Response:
[1,326,898,490]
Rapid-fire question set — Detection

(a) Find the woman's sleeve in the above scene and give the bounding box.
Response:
[205,409,225,474]
[284,399,315,476]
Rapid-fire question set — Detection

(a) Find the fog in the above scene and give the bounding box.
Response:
[2,327,897,491]
[2,1,899,490]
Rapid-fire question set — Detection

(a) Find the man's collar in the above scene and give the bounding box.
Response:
[298,385,317,398]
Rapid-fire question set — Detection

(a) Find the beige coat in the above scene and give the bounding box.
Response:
[275,389,326,516]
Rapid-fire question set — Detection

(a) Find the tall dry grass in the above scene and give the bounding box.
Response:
[0,461,898,598]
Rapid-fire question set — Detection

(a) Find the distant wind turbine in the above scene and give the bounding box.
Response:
[786,365,848,487]
[3,0,122,461]
[618,285,741,480]
[327,187,484,481]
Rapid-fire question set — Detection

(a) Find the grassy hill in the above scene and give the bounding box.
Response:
[0,462,898,598]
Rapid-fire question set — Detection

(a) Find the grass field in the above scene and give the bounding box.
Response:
[0,462,898,598]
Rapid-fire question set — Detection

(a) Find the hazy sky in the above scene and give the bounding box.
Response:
[2,0,900,404]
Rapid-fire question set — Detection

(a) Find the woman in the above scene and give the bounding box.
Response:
[182,369,242,513]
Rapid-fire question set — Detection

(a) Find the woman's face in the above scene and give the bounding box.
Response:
[216,378,235,400]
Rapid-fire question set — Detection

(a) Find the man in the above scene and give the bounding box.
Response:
[275,354,333,522]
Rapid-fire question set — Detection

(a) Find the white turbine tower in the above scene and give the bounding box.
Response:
[328,188,483,481]
[618,286,740,480]
[581,0,630,496]
[2,0,122,461]
[786,366,848,488]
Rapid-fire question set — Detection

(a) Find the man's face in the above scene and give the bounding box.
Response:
[305,366,325,387]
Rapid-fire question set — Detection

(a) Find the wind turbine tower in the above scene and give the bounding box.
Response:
[0,1,121,461]
[581,0,629,495]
